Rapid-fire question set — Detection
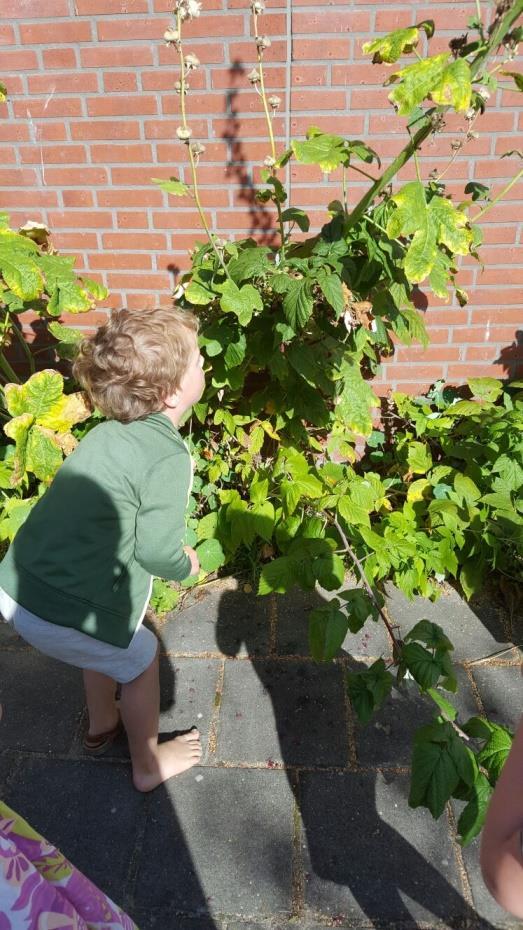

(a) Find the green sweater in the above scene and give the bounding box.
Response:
[0,413,192,648]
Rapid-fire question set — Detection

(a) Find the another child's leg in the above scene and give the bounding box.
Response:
[119,643,202,792]
[82,669,119,736]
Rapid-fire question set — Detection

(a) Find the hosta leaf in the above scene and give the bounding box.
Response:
[309,600,348,661]
[282,277,313,331]
[152,176,190,196]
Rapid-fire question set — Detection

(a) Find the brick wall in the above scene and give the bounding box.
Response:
[1,0,522,392]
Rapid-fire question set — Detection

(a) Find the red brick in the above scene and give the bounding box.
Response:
[0,190,59,207]
[2,0,70,16]
[90,143,153,164]
[76,0,148,11]
[18,125,68,150]
[212,116,285,138]
[153,0,221,7]
[465,345,500,361]
[212,66,284,90]
[157,43,224,66]
[481,226,517,245]
[143,117,208,139]
[98,14,243,41]
[0,25,15,45]
[387,364,447,382]
[88,252,153,270]
[13,98,83,119]
[447,363,507,380]
[81,46,154,68]
[0,167,38,186]
[52,232,99,251]
[290,89,347,111]
[106,272,169,290]
[290,114,365,136]
[71,121,141,140]
[475,157,523,179]
[42,48,77,69]
[293,10,371,33]
[375,8,415,30]
[103,232,167,250]
[28,72,99,95]
[142,69,206,91]
[424,309,468,325]
[396,346,461,363]
[87,95,157,117]
[44,167,108,186]
[63,189,95,208]
[20,22,92,44]
[171,232,204,250]
[0,73,24,94]
[468,287,521,305]
[36,144,87,164]
[152,211,203,229]
[61,310,111,327]
[48,211,114,229]
[332,62,390,85]
[293,38,351,60]
[156,141,227,163]
[0,49,38,70]
[103,72,138,94]
[162,93,229,116]
[124,294,161,311]
[0,146,16,163]
[115,211,149,228]
[292,65,328,87]
[97,189,164,207]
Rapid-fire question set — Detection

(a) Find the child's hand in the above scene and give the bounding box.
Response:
[183,545,200,576]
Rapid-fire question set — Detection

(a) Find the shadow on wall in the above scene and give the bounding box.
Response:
[497,329,523,379]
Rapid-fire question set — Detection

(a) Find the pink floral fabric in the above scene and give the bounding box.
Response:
[0,801,139,929]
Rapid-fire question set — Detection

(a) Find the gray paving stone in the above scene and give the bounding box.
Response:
[471,664,523,731]
[386,582,511,662]
[156,581,270,658]
[300,770,479,927]
[356,665,480,767]
[133,913,221,930]
[136,768,294,917]
[3,757,143,901]
[216,659,348,766]
[0,753,16,791]
[159,656,221,758]
[451,801,514,928]
[0,618,26,647]
[0,650,84,753]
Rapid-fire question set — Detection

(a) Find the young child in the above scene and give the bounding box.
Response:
[0,307,205,792]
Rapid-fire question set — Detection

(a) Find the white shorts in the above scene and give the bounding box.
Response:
[0,587,157,684]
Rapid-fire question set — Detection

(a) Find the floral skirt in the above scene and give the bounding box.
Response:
[0,801,139,930]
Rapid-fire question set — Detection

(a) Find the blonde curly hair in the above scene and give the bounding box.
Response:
[74,306,199,422]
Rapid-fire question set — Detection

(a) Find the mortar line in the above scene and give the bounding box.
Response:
[268,593,278,656]
[122,793,150,915]
[206,658,225,760]
[445,801,475,910]
[290,769,305,918]
[463,666,487,717]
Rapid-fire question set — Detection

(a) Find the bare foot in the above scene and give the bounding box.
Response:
[132,730,202,792]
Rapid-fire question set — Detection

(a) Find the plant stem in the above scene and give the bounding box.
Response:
[346,162,379,183]
[0,352,20,384]
[471,166,523,220]
[176,12,230,278]
[333,517,403,658]
[475,0,482,29]
[342,166,348,212]
[345,0,523,230]
[11,322,35,375]
[414,149,422,183]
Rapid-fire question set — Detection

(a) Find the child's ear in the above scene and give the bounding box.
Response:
[163,390,181,409]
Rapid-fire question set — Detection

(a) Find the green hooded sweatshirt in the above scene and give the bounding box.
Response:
[0,412,192,648]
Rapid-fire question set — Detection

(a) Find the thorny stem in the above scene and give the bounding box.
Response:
[253,9,286,261]
[471,165,523,220]
[333,517,402,659]
[176,10,230,278]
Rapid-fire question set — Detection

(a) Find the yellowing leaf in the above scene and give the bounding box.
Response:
[26,425,63,483]
[407,478,431,502]
[363,26,421,64]
[39,391,91,433]
[388,54,472,116]
[5,370,64,420]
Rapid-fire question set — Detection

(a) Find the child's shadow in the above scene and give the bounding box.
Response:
[215,586,496,930]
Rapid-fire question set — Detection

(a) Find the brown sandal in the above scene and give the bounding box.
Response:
[83,719,124,756]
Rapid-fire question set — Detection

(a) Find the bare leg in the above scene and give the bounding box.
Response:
[83,669,119,736]
[119,644,202,792]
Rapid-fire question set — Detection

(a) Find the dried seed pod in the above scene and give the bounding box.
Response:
[477,86,490,100]
[268,95,281,109]
[251,0,265,12]
[176,126,192,140]
[255,35,271,50]
[174,80,189,94]
[450,139,462,151]
[248,68,261,84]
[184,53,200,70]
[190,141,206,155]
[186,0,202,18]
[164,27,180,43]
[465,107,476,120]
[263,155,276,167]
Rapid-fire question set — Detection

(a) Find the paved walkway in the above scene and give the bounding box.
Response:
[1,577,522,930]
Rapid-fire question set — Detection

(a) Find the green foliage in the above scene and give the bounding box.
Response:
[150,578,180,616]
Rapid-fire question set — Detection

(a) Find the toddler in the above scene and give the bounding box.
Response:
[0,307,205,792]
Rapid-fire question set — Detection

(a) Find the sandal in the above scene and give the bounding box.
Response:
[83,719,124,756]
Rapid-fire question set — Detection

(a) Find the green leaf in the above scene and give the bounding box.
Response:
[477,722,513,784]
[409,722,460,819]
[282,277,313,331]
[427,688,457,721]
[460,557,484,599]
[464,181,490,203]
[281,207,310,232]
[457,772,493,846]
[197,511,219,541]
[224,332,247,368]
[185,280,216,305]
[150,578,180,616]
[4,370,64,420]
[453,474,481,505]
[26,425,63,482]
[336,362,379,437]
[407,441,433,475]
[468,377,502,402]
[501,70,523,92]
[292,131,348,173]
[316,270,345,318]
[251,501,275,542]
[0,82,7,103]
[339,588,378,633]
[0,253,44,301]
[195,537,225,573]
[227,246,271,283]
[258,556,296,594]
[0,497,36,541]
[152,176,190,196]
[388,54,472,116]
[347,659,394,725]
[391,306,430,349]
[401,642,444,690]
[313,551,345,591]
[220,280,263,325]
[309,600,349,661]
[362,22,433,64]
[406,620,453,652]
